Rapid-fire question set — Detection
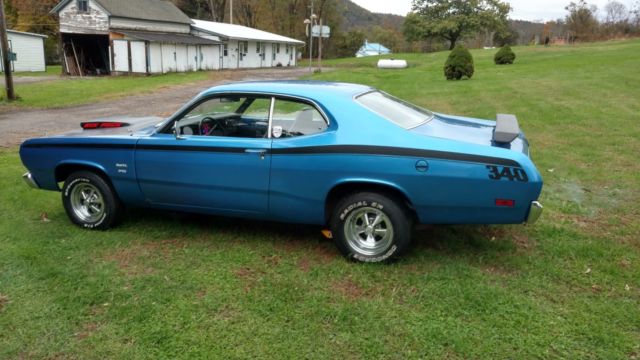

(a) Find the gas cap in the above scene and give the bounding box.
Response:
[415,160,429,172]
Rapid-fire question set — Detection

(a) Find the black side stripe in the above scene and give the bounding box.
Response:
[23,143,521,167]
[270,145,521,167]
[23,143,135,150]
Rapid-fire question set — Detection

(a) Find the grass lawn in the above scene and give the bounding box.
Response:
[13,65,62,77]
[1,40,639,358]
[1,69,216,108]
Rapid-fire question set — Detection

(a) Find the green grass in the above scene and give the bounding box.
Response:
[1,40,639,359]
[13,65,62,77]
[1,69,216,108]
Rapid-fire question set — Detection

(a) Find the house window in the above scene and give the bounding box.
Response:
[272,44,276,61]
[276,44,281,54]
[77,0,88,12]
[256,42,261,53]
[286,45,289,54]
[223,44,228,57]
[239,41,248,55]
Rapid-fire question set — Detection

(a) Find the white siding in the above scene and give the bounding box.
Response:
[110,18,190,34]
[59,0,109,34]
[200,45,220,70]
[1,32,46,72]
[222,40,238,69]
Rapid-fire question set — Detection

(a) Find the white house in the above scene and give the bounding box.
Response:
[0,30,47,73]
[50,0,306,75]
[191,20,305,69]
[51,0,221,75]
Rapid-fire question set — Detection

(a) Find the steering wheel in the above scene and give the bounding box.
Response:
[200,117,227,136]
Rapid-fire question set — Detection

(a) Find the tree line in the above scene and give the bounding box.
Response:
[2,0,640,65]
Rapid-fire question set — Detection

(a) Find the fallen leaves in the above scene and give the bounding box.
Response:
[0,293,8,311]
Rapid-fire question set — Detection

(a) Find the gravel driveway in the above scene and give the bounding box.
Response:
[0,67,312,148]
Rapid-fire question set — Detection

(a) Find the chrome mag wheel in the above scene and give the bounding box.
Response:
[70,183,105,223]
[344,207,394,256]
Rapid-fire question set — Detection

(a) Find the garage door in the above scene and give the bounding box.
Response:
[112,40,129,72]
[130,41,147,73]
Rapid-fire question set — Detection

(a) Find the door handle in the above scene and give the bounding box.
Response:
[245,149,267,159]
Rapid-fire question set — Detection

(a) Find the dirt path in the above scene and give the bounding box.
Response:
[0,68,313,148]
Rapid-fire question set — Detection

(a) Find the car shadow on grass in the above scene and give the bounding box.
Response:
[118,208,520,264]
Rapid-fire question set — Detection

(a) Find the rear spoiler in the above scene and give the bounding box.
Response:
[493,114,520,143]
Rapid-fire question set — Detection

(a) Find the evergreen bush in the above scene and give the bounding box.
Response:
[494,45,516,65]
[444,45,474,80]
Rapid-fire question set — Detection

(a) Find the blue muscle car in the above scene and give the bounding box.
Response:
[20,81,543,262]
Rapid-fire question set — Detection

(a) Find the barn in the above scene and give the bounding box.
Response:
[191,20,305,69]
[50,0,305,75]
[1,30,47,73]
[50,0,221,75]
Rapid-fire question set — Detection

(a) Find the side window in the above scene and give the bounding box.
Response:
[223,44,228,57]
[271,99,327,138]
[175,96,271,139]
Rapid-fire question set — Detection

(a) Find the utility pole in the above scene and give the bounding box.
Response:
[0,0,16,101]
[318,18,322,73]
[309,0,314,72]
[230,0,233,24]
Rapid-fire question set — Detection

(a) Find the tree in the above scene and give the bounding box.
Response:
[565,1,600,41]
[493,24,519,46]
[404,0,511,50]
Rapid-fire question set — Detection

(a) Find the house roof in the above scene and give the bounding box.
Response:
[115,30,220,45]
[51,0,192,25]
[8,29,48,38]
[359,42,391,53]
[192,19,305,45]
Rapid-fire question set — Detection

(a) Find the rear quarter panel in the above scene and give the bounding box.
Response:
[20,137,144,205]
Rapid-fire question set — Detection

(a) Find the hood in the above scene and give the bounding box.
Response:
[60,116,165,138]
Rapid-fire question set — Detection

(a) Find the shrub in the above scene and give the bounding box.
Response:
[494,45,516,65]
[444,45,474,80]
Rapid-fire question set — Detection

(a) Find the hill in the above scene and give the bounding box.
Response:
[337,0,405,32]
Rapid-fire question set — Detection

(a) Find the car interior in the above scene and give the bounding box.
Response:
[172,96,327,139]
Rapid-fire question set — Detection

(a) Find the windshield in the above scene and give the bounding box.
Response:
[356,91,434,129]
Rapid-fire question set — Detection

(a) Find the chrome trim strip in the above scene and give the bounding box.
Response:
[22,172,40,189]
[525,201,543,225]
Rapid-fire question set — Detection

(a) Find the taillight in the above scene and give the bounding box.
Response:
[495,199,515,207]
[81,122,129,130]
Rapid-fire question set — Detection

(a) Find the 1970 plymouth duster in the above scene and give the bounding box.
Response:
[20,81,543,262]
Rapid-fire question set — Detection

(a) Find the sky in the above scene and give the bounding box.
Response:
[350,0,638,22]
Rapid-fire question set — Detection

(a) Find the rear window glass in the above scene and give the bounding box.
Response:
[355,91,433,129]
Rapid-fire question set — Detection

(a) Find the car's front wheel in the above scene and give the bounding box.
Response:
[331,192,413,263]
[62,171,122,230]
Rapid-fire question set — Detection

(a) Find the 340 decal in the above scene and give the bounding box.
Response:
[486,165,529,182]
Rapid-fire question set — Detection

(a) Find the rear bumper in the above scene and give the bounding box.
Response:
[525,201,543,225]
[23,172,40,189]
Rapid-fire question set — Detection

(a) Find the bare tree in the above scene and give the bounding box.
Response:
[604,1,628,24]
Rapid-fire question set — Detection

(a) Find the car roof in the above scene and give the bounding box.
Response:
[201,80,375,100]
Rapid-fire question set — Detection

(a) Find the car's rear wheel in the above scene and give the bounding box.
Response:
[331,192,413,263]
[62,171,122,230]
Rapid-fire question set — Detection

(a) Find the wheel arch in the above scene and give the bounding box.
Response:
[324,180,417,224]
[55,161,113,189]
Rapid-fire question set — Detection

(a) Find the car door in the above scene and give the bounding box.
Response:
[135,95,273,215]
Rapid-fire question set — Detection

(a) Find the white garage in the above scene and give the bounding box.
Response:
[110,30,221,74]
[0,30,47,73]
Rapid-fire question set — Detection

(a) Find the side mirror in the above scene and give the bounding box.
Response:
[173,120,186,140]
